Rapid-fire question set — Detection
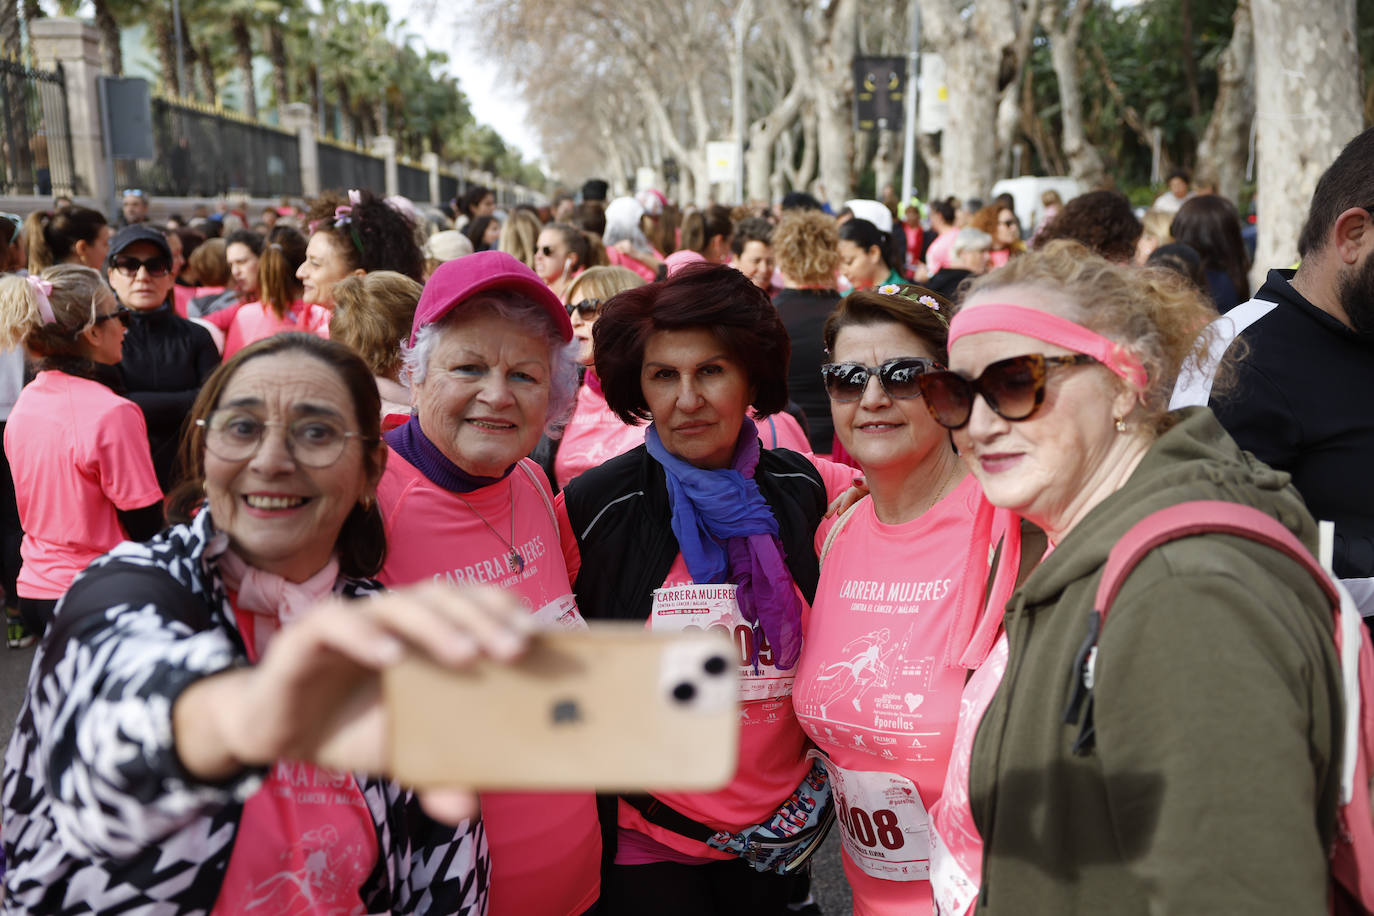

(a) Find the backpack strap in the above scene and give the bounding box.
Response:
[516,459,559,529]
[1064,500,1343,757]
[819,499,864,566]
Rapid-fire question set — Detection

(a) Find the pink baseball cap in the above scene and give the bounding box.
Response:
[409,250,573,347]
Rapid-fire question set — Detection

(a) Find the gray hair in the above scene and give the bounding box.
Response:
[401,292,580,439]
[953,227,993,254]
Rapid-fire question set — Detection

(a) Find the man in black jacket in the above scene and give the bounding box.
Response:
[1171,126,1374,612]
[106,225,219,490]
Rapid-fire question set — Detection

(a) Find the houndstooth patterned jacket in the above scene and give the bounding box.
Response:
[1,509,490,914]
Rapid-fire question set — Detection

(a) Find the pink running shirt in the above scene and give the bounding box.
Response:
[792,475,983,915]
[554,383,647,489]
[925,231,959,274]
[555,455,857,862]
[5,371,163,599]
[222,300,332,359]
[377,454,600,916]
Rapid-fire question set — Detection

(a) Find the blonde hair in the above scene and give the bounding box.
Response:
[961,240,1227,434]
[1140,208,1174,246]
[0,264,114,357]
[498,209,544,269]
[564,265,644,304]
[329,270,423,378]
[773,210,840,288]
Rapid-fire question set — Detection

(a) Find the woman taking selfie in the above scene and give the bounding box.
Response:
[3,334,514,913]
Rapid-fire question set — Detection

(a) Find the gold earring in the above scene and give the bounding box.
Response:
[1114,416,1127,433]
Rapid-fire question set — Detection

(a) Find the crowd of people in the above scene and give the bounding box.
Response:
[0,123,1371,916]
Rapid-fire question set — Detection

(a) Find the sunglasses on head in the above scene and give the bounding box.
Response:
[566,299,600,318]
[821,357,940,403]
[110,254,172,277]
[917,353,1098,429]
[121,189,145,198]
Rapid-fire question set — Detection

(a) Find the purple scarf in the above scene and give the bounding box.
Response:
[384,414,514,493]
[645,419,804,670]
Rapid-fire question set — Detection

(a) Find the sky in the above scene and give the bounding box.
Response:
[380,0,544,165]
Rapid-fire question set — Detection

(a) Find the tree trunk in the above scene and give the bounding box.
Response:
[199,41,217,104]
[871,129,899,200]
[1194,0,1254,209]
[813,0,859,208]
[1179,0,1202,123]
[2,0,22,58]
[91,0,122,74]
[745,83,804,203]
[851,129,876,193]
[269,23,289,118]
[336,78,355,143]
[232,16,257,120]
[1250,0,1361,287]
[996,0,1042,178]
[154,20,179,96]
[1042,0,1105,187]
[730,0,754,204]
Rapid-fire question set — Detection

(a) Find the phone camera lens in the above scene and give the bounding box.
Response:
[703,655,727,676]
[673,682,697,702]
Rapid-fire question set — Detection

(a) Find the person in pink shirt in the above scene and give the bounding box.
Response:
[328,270,423,429]
[557,263,857,915]
[299,188,426,311]
[218,227,331,359]
[0,264,163,637]
[924,198,961,275]
[376,250,601,916]
[603,197,665,282]
[793,286,1020,915]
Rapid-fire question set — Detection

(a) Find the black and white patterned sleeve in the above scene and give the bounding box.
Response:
[28,562,264,861]
[359,778,490,914]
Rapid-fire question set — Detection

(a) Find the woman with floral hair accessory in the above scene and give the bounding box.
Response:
[0,265,162,637]
[299,189,424,311]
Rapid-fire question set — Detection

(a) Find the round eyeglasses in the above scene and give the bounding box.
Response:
[196,410,372,468]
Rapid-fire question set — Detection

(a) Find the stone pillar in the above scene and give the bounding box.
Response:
[29,18,105,203]
[280,101,318,198]
[370,135,397,198]
[422,151,439,206]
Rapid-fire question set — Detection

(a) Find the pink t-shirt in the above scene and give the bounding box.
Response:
[792,475,982,915]
[606,246,659,283]
[925,231,959,274]
[554,384,647,489]
[555,455,856,862]
[5,371,163,599]
[376,454,600,916]
[223,301,332,359]
[756,410,811,452]
[213,599,379,916]
[927,633,1008,916]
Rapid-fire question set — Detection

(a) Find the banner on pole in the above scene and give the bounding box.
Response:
[706,142,739,184]
[852,56,906,132]
[918,53,949,135]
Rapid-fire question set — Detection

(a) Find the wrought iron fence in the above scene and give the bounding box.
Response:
[397,160,429,203]
[0,57,78,197]
[113,97,301,198]
[439,173,459,208]
[317,139,386,195]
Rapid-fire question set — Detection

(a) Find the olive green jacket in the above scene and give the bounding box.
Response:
[971,407,1343,915]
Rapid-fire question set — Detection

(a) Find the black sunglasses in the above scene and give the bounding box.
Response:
[566,299,600,319]
[110,254,172,277]
[820,357,940,403]
[540,245,558,257]
[917,353,1097,429]
[89,307,133,330]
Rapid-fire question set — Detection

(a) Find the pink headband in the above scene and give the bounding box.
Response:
[26,275,56,325]
[948,303,1148,389]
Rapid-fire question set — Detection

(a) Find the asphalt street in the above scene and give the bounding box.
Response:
[0,645,854,913]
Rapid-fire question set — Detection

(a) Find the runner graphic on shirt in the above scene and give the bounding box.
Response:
[803,623,939,749]
[243,824,370,915]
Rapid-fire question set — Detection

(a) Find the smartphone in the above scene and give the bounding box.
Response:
[384,623,740,793]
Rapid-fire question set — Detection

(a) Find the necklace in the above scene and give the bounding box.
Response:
[453,484,525,574]
[923,465,964,515]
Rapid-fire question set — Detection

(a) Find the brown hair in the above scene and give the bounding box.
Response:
[823,286,951,364]
[329,271,423,378]
[258,225,308,319]
[168,333,388,578]
[542,222,593,271]
[593,263,790,425]
[187,237,230,287]
[961,240,1228,434]
[773,210,840,288]
[24,206,107,272]
[680,205,733,255]
[1034,191,1142,263]
[0,264,115,360]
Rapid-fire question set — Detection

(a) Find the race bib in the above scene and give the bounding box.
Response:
[811,751,930,881]
[651,583,792,700]
[533,593,589,631]
[929,821,978,915]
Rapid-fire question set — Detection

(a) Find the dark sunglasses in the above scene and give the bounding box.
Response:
[566,299,600,319]
[917,353,1097,429]
[540,245,558,257]
[110,254,172,277]
[90,307,133,330]
[821,357,940,403]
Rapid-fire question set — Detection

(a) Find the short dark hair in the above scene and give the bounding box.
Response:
[593,263,791,424]
[730,217,773,256]
[1034,190,1141,263]
[168,333,387,579]
[1297,126,1374,258]
[823,286,951,364]
[1167,169,1191,184]
[838,218,904,275]
[305,188,424,282]
[781,191,823,212]
[225,228,265,256]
